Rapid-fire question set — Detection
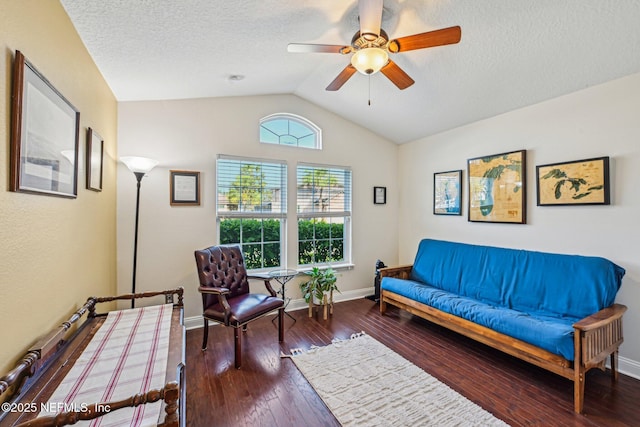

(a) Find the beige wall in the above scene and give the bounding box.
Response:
[117,95,399,319]
[0,1,117,373]
[398,72,640,377]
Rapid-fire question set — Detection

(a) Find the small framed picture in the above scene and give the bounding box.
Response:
[373,186,386,205]
[86,128,104,192]
[434,170,462,215]
[536,156,610,206]
[170,170,200,206]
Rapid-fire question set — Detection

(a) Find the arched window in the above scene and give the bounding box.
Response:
[259,113,321,149]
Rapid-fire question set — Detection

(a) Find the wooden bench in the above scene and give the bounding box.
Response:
[0,288,185,426]
[380,264,626,414]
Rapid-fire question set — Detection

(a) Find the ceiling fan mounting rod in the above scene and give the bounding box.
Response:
[351,30,389,52]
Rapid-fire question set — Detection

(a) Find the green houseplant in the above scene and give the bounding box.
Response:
[299,266,338,319]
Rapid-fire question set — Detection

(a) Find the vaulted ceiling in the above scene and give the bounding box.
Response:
[60,0,640,144]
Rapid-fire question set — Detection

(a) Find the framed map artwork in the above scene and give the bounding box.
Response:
[434,170,462,215]
[467,150,526,224]
[536,156,610,206]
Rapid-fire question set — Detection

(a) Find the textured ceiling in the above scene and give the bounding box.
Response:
[60,0,640,144]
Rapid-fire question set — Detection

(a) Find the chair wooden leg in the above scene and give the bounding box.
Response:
[611,349,619,381]
[234,327,242,369]
[278,308,284,342]
[202,319,209,351]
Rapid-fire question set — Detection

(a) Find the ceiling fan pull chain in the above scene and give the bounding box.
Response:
[368,74,371,106]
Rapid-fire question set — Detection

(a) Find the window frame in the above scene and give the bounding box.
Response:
[296,162,352,269]
[259,113,322,150]
[216,154,288,272]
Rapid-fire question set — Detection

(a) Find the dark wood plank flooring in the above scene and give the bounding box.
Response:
[186,299,640,427]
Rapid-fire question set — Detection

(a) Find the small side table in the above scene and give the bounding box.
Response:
[268,269,299,325]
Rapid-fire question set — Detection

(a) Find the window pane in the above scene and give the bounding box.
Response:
[298,238,315,265]
[263,243,280,268]
[219,218,241,244]
[242,243,262,270]
[260,114,320,149]
[297,217,346,265]
[297,166,351,214]
[217,159,286,214]
[241,218,262,243]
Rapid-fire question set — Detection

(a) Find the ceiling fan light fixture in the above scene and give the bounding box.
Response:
[350,47,389,75]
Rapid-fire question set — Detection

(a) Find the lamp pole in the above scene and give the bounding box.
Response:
[131,171,145,308]
[121,156,158,309]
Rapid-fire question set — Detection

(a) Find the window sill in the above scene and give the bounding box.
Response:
[248,263,354,276]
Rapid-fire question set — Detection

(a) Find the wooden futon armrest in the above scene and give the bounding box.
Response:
[573,303,627,332]
[379,265,413,280]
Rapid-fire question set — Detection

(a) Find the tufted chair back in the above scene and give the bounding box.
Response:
[194,245,250,310]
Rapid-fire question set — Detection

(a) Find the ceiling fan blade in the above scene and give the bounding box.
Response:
[288,43,352,54]
[380,60,415,90]
[326,65,357,91]
[388,26,461,53]
[358,0,383,37]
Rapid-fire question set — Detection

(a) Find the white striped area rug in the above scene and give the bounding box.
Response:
[285,332,510,427]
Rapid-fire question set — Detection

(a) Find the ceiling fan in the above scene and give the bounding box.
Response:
[288,0,461,91]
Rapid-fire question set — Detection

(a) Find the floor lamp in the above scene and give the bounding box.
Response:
[121,156,159,308]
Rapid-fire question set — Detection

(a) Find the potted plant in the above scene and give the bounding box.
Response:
[299,266,338,319]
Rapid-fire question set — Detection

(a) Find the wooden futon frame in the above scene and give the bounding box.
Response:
[0,288,185,426]
[379,266,627,414]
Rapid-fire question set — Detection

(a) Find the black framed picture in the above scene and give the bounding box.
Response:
[373,186,386,205]
[536,156,610,206]
[434,170,462,215]
[170,170,200,206]
[86,128,104,192]
[467,149,526,224]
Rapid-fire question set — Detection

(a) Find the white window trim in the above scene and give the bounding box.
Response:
[216,154,288,272]
[259,113,322,150]
[296,162,352,268]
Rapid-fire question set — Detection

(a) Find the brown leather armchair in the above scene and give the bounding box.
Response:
[194,245,284,368]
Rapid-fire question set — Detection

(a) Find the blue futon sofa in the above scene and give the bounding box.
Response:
[380,239,627,414]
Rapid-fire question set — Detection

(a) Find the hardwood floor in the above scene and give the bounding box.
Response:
[186,298,640,427]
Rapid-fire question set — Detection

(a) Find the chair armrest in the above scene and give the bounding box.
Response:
[248,275,278,297]
[573,303,627,332]
[198,286,230,295]
[379,265,413,280]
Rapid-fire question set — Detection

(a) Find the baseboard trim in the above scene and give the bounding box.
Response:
[618,356,640,380]
[184,286,375,331]
[183,289,640,381]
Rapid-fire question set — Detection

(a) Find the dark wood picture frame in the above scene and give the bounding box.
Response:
[10,50,80,198]
[536,156,610,206]
[86,128,104,192]
[170,170,200,206]
[434,170,462,215]
[467,149,526,224]
[373,186,386,205]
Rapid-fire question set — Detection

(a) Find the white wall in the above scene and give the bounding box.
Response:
[398,72,640,375]
[117,94,399,319]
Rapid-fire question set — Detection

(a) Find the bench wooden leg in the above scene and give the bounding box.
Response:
[380,298,387,315]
